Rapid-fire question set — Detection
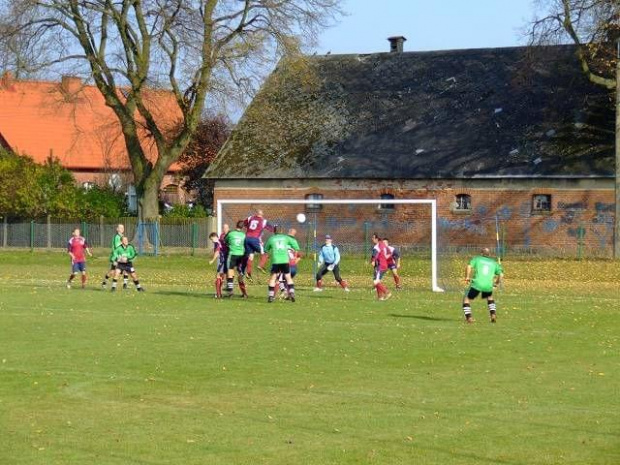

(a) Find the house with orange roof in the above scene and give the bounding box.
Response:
[0,72,191,210]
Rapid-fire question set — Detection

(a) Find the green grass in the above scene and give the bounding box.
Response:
[0,251,619,464]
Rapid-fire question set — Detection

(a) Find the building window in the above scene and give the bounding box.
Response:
[454,194,472,211]
[532,194,552,213]
[378,193,395,210]
[305,193,323,212]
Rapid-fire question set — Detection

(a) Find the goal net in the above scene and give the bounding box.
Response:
[217,198,444,292]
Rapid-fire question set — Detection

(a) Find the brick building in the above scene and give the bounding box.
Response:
[206,40,615,254]
[0,73,191,210]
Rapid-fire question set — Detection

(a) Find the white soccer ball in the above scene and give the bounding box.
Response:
[296,213,306,223]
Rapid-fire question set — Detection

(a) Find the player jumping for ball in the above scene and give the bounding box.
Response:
[265,226,300,303]
[243,209,273,278]
[462,247,503,323]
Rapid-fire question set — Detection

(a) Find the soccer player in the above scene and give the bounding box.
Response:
[383,238,402,289]
[225,220,248,298]
[371,233,392,300]
[278,228,302,298]
[110,236,144,292]
[313,235,350,292]
[462,247,503,323]
[209,231,228,298]
[265,226,300,303]
[66,228,92,289]
[102,224,128,289]
[243,209,273,278]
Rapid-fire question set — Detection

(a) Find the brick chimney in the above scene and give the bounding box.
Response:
[61,75,82,94]
[388,36,407,53]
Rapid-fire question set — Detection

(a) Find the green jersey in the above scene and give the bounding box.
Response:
[112,244,137,263]
[265,234,300,265]
[226,230,246,256]
[109,233,123,261]
[469,255,503,292]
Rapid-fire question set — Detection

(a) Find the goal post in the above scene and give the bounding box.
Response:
[216,198,444,292]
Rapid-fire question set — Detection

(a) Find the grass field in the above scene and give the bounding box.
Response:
[0,250,619,464]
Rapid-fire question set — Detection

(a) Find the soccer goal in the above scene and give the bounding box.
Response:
[217,198,445,292]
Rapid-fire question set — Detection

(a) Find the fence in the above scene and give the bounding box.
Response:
[0,214,614,259]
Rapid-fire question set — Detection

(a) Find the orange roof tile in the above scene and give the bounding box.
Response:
[0,74,184,172]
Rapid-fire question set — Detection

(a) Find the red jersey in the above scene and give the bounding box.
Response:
[288,248,300,266]
[218,232,229,255]
[372,242,391,271]
[244,215,269,239]
[68,236,89,263]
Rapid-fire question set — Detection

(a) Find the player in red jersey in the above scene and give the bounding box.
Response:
[383,238,402,289]
[243,209,273,277]
[370,233,392,300]
[209,225,228,298]
[66,228,92,289]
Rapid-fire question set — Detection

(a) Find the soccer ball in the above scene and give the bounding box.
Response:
[296,213,306,224]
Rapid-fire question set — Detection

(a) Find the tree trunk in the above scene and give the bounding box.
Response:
[137,175,161,222]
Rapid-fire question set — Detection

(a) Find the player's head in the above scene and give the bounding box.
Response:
[121,236,129,246]
[325,234,332,244]
[209,232,218,243]
[481,247,490,257]
[288,228,297,237]
[256,209,263,217]
[272,225,279,234]
[371,233,380,244]
[383,237,389,245]
[116,224,124,234]
[236,220,245,230]
[72,228,80,237]
[222,223,230,234]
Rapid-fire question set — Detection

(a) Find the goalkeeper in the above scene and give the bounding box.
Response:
[462,247,503,323]
[313,235,350,292]
[110,236,144,292]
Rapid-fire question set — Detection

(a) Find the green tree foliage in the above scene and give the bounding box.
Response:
[0,147,125,219]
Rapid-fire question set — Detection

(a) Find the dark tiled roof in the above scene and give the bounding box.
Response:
[206,45,614,179]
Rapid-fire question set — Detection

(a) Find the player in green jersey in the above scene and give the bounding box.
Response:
[110,236,144,292]
[462,247,503,323]
[224,220,248,298]
[101,224,128,289]
[265,227,300,303]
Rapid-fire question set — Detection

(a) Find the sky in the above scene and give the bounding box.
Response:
[314,0,538,55]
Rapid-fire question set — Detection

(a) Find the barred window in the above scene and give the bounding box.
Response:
[305,193,323,212]
[454,194,472,211]
[379,193,395,210]
[532,194,551,213]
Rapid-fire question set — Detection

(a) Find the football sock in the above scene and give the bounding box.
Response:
[215,277,223,297]
[338,280,348,289]
[68,274,75,282]
[134,280,141,290]
[239,281,248,297]
[288,284,295,298]
[246,259,253,275]
[278,278,286,292]
[81,275,86,286]
[488,300,496,315]
[268,285,275,298]
[394,275,401,286]
[316,279,323,289]
[463,303,472,318]
[258,254,268,269]
[375,283,383,298]
[226,277,234,293]
[123,276,129,287]
[111,279,118,289]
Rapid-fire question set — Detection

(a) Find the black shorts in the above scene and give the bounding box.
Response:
[117,262,135,274]
[271,263,290,275]
[227,254,245,272]
[467,287,492,300]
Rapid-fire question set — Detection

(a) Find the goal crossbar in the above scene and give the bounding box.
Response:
[216,198,443,292]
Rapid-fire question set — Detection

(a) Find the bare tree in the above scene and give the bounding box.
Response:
[0,0,342,220]
[530,0,620,258]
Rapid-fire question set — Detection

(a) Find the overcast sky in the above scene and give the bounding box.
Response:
[314,0,537,55]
